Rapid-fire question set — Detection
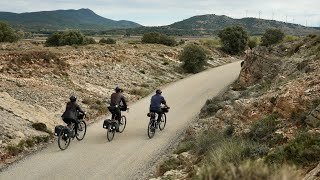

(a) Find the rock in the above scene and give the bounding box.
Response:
[306,105,320,128]
[303,163,320,180]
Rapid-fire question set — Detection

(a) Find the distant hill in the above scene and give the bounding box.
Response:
[0,8,141,32]
[110,14,320,36]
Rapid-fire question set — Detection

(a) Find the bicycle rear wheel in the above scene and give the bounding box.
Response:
[76,121,87,141]
[118,116,127,133]
[159,113,167,131]
[58,130,71,150]
[107,124,115,141]
[147,119,156,139]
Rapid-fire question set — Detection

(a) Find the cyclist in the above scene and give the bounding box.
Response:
[109,87,127,132]
[149,89,169,124]
[61,96,85,137]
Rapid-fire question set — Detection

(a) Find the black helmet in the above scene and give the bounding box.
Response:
[156,89,162,94]
[115,87,121,93]
[70,95,77,102]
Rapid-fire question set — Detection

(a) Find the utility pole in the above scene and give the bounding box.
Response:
[259,11,261,19]
[246,10,248,17]
[293,18,295,24]
[306,20,308,27]
[272,12,274,20]
[286,15,287,23]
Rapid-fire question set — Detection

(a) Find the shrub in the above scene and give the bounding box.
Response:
[157,157,183,176]
[265,132,320,166]
[6,144,24,156]
[100,37,116,44]
[129,88,150,97]
[174,140,196,154]
[200,98,223,118]
[284,35,300,42]
[199,38,221,48]
[142,32,176,46]
[45,30,86,46]
[84,37,96,44]
[248,113,280,144]
[248,37,258,49]
[179,44,207,73]
[0,21,19,42]
[261,28,285,47]
[218,26,248,55]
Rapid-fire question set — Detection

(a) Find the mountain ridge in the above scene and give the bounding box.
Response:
[0,8,141,31]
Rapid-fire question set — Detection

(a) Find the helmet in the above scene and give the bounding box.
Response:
[115,87,121,93]
[156,89,162,94]
[69,95,77,102]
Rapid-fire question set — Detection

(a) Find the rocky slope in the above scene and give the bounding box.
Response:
[0,41,233,167]
[153,35,320,179]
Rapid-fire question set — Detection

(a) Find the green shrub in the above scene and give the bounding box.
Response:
[261,28,285,47]
[0,21,19,42]
[199,38,221,48]
[45,31,85,46]
[180,44,207,73]
[129,88,150,97]
[25,138,35,148]
[265,132,320,166]
[174,140,196,154]
[248,37,258,49]
[197,160,301,180]
[6,144,24,156]
[157,157,183,176]
[100,37,116,44]
[248,113,280,144]
[84,37,96,44]
[200,98,223,118]
[218,26,249,55]
[284,35,300,42]
[141,32,176,46]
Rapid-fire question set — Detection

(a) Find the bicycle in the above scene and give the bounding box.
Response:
[103,106,128,142]
[147,106,169,139]
[55,113,87,150]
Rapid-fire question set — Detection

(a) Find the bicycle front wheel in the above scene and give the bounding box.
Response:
[147,119,156,139]
[107,124,115,142]
[76,121,87,141]
[58,130,71,150]
[118,116,127,133]
[159,113,166,131]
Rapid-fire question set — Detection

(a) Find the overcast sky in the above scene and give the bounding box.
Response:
[1,0,319,27]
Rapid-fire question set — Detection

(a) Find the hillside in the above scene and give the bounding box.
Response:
[153,35,320,179]
[0,8,141,31]
[110,14,320,36]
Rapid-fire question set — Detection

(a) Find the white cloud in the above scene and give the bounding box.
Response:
[0,0,319,26]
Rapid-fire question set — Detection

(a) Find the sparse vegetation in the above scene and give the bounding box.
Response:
[31,122,53,136]
[261,28,285,47]
[200,98,223,118]
[142,32,176,46]
[179,44,207,73]
[199,38,221,48]
[0,21,19,42]
[265,132,320,166]
[129,88,150,97]
[218,26,248,55]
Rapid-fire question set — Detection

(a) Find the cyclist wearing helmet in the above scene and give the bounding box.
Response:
[61,96,85,137]
[109,87,127,131]
[150,89,169,123]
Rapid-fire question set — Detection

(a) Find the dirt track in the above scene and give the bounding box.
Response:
[0,61,241,180]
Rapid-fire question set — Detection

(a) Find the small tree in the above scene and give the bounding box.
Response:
[99,37,116,44]
[45,30,85,46]
[0,21,19,42]
[248,37,258,49]
[218,26,248,55]
[180,44,207,73]
[261,28,285,47]
[142,32,176,46]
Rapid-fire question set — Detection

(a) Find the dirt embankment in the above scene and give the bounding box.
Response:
[153,35,320,179]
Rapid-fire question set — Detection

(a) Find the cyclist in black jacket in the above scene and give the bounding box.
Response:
[61,96,85,137]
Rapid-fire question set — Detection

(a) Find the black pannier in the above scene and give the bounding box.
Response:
[54,125,65,136]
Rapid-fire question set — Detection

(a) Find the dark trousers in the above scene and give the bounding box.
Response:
[63,118,78,136]
[150,108,163,122]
